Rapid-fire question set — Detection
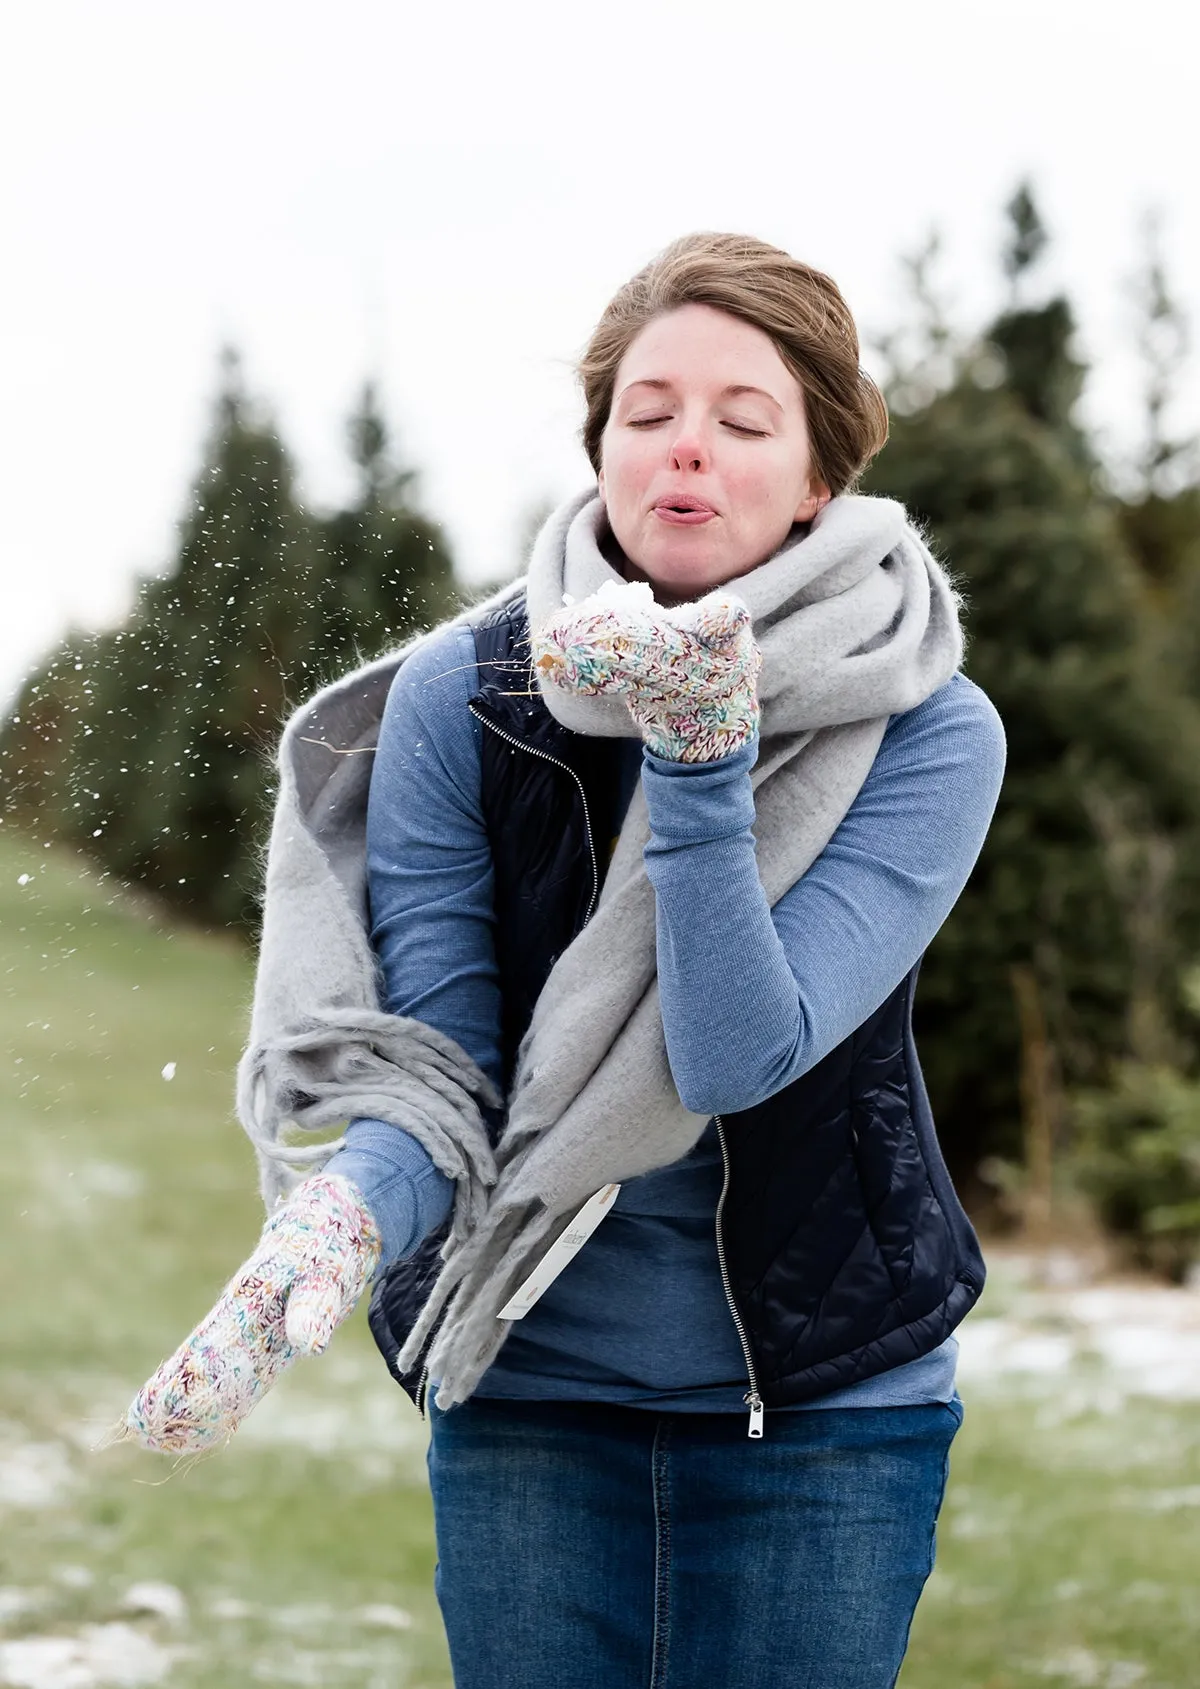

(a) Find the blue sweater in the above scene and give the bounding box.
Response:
[324,621,1006,1411]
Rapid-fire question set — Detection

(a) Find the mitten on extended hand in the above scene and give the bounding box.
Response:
[110,1172,382,1455]
[531,578,763,763]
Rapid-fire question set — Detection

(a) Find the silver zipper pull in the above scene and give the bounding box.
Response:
[746,1392,764,1439]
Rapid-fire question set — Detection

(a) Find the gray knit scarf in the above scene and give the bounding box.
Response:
[236,488,964,1409]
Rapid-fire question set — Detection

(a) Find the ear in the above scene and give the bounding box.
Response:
[794,480,831,524]
[597,466,606,499]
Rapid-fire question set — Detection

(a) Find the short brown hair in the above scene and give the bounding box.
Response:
[578,232,888,497]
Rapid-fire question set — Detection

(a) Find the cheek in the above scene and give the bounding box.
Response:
[723,458,789,519]
[739,449,809,519]
[601,434,651,504]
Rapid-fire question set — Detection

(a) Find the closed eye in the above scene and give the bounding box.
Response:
[626,418,770,437]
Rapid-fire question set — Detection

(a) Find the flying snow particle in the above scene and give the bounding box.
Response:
[17,874,30,886]
[161,1062,177,1081]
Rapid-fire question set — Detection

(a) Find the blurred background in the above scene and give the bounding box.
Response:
[3,2,1200,1685]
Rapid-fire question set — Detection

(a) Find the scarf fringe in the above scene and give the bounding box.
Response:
[235,1008,503,1212]
[423,1204,571,1408]
[394,1199,568,1403]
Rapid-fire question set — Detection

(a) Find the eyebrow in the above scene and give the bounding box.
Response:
[616,377,784,415]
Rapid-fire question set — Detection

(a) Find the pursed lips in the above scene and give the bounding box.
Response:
[652,495,718,525]
[654,504,717,525]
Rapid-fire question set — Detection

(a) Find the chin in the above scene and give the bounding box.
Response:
[646,535,722,575]
[632,552,709,594]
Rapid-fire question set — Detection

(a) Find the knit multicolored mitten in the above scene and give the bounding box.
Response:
[108,1173,382,1455]
[531,579,763,763]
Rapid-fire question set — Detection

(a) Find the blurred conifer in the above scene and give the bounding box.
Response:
[1113,213,1200,699]
[56,350,319,926]
[308,381,463,686]
[1,354,461,931]
[865,189,1200,1190]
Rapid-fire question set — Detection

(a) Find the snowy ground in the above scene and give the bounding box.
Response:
[956,1246,1200,1408]
[0,1341,437,1688]
[3,1247,1200,1687]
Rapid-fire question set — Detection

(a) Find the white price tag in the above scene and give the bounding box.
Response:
[497,1184,622,1320]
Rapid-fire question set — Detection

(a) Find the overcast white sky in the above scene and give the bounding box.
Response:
[2,0,1198,705]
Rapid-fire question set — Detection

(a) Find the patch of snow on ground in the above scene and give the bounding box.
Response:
[74,1163,144,1201]
[236,1349,428,1477]
[207,1597,252,1621]
[956,1251,1200,1403]
[354,1605,412,1631]
[116,1588,186,1628]
[200,1598,414,1636]
[1035,1646,1146,1686]
[22,1155,145,1231]
[0,1590,46,1628]
[249,1646,381,1685]
[0,1623,182,1688]
[269,1604,337,1633]
[1114,1484,1200,1511]
[0,1436,74,1510]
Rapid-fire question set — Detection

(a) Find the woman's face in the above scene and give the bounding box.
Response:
[597,302,829,605]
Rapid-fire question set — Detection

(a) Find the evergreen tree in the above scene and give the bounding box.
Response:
[69,350,321,926]
[2,353,323,926]
[989,181,1092,456]
[1112,216,1200,694]
[1127,210,1196,497]
[1002,182,1049,303]
[864,199,1200,1187]
[1111,223,1200,1108]
[1,358,468,934]
[309,382,461,686]
[1,633,99,836]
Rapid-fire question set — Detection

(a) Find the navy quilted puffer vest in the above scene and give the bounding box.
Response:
[368,589,985,1415]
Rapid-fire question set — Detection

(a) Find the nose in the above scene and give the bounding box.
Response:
[667,421,709,474]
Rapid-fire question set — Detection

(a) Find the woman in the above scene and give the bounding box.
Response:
[119,233,1006,1688]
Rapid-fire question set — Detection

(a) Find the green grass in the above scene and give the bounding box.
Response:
[0,830,448,1687]
[2,827,1199,1686]
[908,1391,1200,1686]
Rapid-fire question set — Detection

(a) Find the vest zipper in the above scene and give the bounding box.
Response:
[466,700,765,1433]
[714,1114,765,1438]
[466,701,600,923]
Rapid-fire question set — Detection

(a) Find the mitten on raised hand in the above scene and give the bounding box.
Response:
[531,579,762,763]
[111,1172,382,1455]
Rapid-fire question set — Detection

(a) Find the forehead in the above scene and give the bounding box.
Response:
[615,303,800,404]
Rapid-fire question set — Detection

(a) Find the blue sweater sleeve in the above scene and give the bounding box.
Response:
[321,621,502,1270]
[641,673,1006,1114]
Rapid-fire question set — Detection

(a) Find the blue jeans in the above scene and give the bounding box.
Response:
[426,1391,963,1689]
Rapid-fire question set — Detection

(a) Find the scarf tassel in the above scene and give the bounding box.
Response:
[396,1200,569,1406]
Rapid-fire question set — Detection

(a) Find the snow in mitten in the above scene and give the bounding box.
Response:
[531,579,762,763]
